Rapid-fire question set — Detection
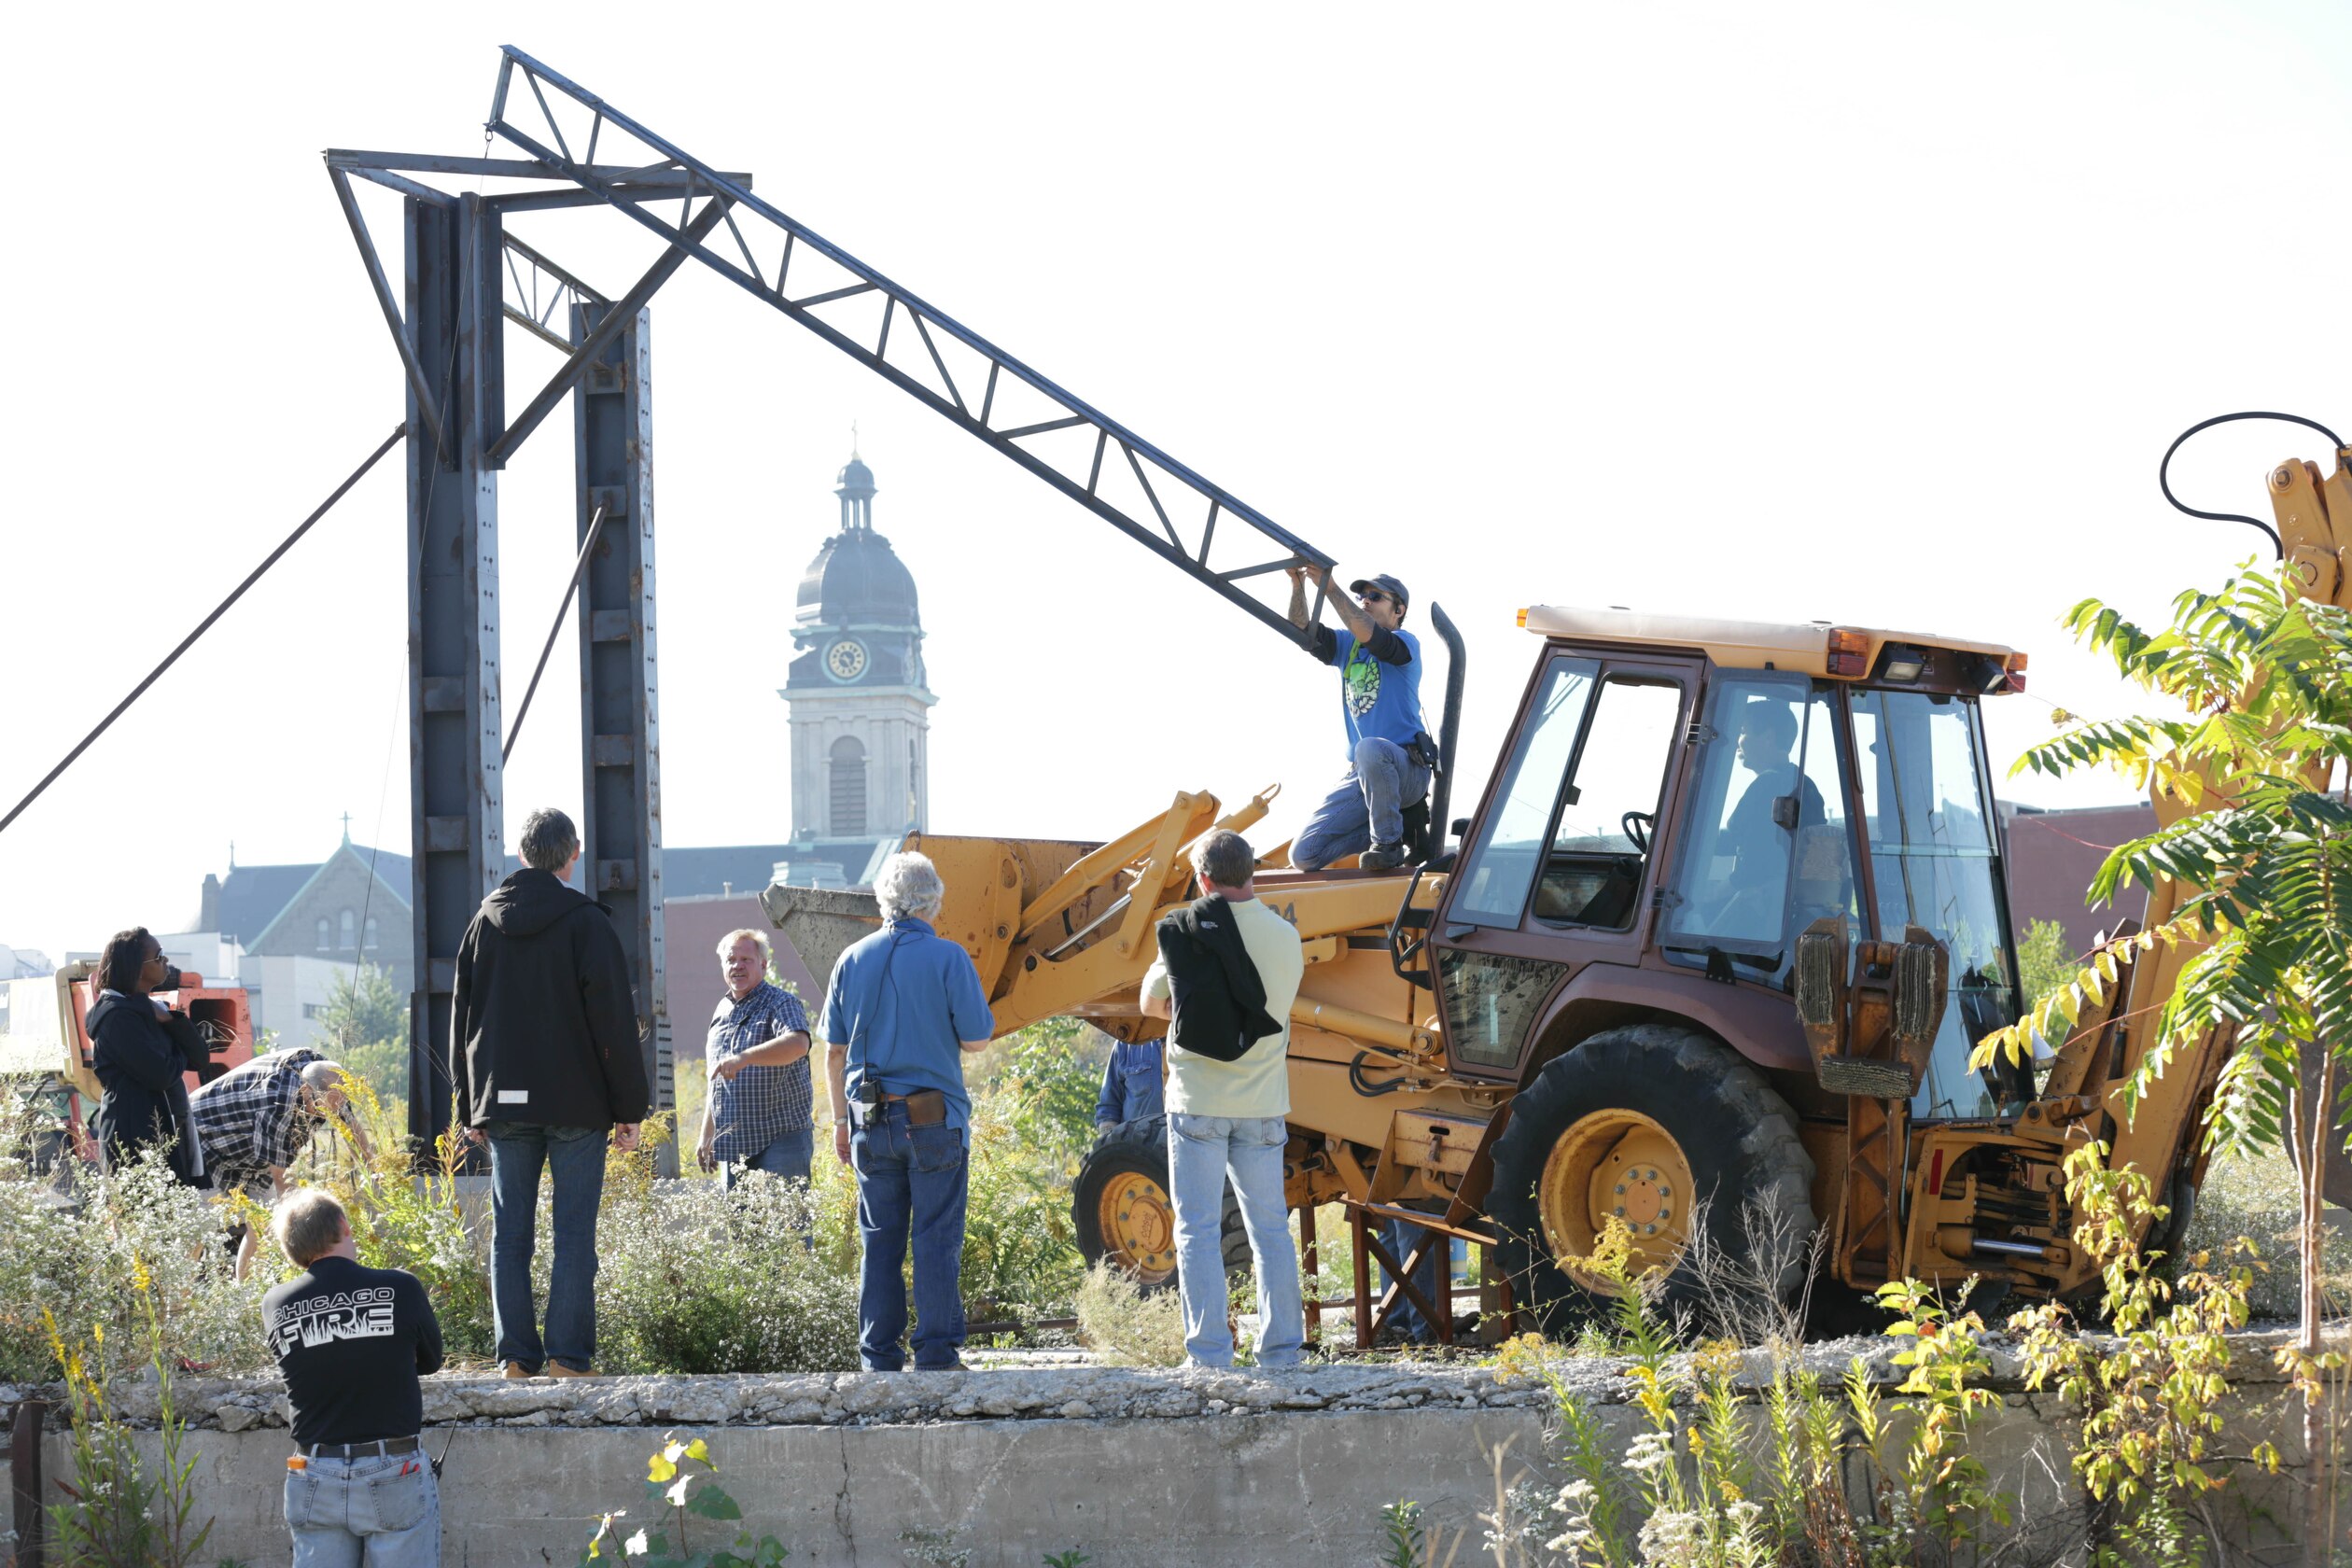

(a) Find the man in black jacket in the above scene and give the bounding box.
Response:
[265,1187,443,1566]
[451,807,649,1379]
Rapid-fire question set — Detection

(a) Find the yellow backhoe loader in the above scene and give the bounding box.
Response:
[769,437,2352,1339]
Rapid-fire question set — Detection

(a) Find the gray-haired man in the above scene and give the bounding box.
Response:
[451,806,649,1379]
[819,851,995,1372]
[189,1045,371,1279]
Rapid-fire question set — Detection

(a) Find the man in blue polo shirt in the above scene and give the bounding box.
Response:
[1285,564,1432,872]
[819,851,995,1372]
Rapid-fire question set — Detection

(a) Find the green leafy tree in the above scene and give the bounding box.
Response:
[2015,917,2076,1004]
[1974,564,2347,1563]
[314,962,405,1053]
[984,1016,1107,1167]
[312,963,407,1099]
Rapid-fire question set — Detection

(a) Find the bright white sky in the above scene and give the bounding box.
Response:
[1,1,2345,964]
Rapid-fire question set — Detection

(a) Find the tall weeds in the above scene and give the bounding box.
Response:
[42,1259,214,1568]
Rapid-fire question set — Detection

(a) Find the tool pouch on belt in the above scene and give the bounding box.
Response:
[904,1088,948,1127]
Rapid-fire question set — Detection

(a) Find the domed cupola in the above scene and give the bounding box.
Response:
[794,455,920,629]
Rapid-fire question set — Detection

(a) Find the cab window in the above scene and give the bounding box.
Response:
[1531,676,1685,928]
[1850,689,2021,1118]
[1451,658,1598,927]
[1660,675,1857,985]
[1450,660,1683,930]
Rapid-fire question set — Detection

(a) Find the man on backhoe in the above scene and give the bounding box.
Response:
[1284,564,1434,872]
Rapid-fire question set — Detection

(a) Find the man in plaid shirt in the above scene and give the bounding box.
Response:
[189,1045,371,1276]
[695,929,815,1193]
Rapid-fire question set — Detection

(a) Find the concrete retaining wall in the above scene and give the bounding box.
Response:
[11,1337,2324,1566]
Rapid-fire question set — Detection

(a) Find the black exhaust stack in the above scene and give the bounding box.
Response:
[1425,603,1468,862]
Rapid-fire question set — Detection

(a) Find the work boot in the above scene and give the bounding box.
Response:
[544,1361,600,1379]
[501,1361,537,1379]
[1359,844,1408,872]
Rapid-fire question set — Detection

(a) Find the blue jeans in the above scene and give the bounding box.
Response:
[1293,736,1429,870]
[483,1121,605,1373]
[1167,1113,1303,1369]
[722,1123,815,1192]
[1381,1209,1449,1342]
[851,1105,969,1370]
[285,1450,440,1567]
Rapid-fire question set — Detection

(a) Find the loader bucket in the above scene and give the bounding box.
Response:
[758,883,881,990]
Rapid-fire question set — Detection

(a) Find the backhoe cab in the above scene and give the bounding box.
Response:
[1427,608,2041,1320]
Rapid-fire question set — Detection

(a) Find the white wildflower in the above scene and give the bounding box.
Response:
[1550,1477,1597,1514]
[1623,1430,1678,1475]
[1635,1506,1705,1565]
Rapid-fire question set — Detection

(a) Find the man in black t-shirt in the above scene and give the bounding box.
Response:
[263,1189,444,1567]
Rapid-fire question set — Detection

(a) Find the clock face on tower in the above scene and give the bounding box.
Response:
[824,638,869,682]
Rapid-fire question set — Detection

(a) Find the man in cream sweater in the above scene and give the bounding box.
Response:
[1140,829,1306,1369]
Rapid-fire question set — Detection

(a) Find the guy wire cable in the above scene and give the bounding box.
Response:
[501,503,610,763]
[0,424,408,839]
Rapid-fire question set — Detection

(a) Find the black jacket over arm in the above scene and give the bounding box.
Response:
[87,993,203,1185]
[1155,896,1281,1064]
[450,868,651,1130]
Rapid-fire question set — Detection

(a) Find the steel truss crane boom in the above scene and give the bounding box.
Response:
[480,45,1344,646]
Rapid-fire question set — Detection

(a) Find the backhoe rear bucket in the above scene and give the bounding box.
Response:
[758,884,881,993]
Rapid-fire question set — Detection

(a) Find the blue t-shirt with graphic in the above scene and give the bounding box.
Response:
[1327,627,1426,759]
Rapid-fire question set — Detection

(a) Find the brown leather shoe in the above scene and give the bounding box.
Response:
[501,1361,536,1379]
[544,1361,600,1379]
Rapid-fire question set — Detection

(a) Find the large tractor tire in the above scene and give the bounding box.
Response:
[1488,1024,1815,1337]
[1072,1118,1250,1291]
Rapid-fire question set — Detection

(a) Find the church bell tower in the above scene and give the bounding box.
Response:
[779,449,935,884]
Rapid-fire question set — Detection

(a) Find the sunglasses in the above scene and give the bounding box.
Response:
[1359,589,1391,605]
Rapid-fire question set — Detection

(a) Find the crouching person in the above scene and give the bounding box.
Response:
[264,1188,444,1566]
[1141,829,1307,1370]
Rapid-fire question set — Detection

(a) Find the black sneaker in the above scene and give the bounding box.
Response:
[1359,844,1408,872]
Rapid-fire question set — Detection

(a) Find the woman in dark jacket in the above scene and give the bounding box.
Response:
[86,927,205,1184]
